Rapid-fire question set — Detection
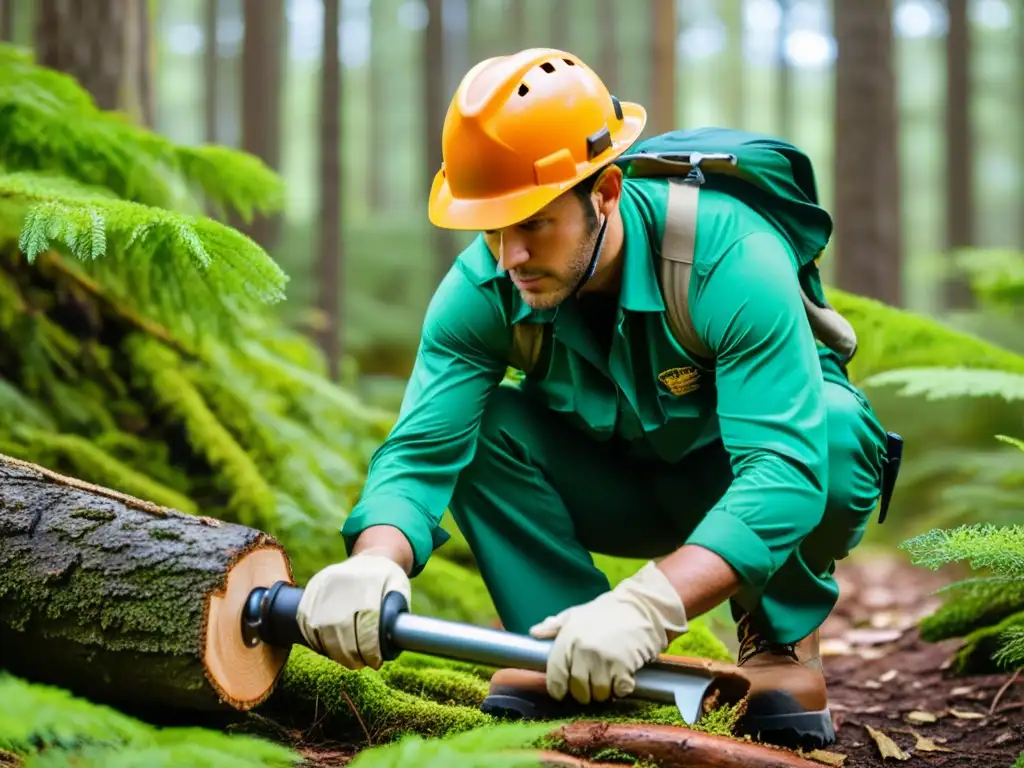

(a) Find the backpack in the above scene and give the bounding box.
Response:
[504,127,902,526]
[506,127,858,374]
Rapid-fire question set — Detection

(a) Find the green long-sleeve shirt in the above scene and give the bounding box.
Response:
[341,177,837,592]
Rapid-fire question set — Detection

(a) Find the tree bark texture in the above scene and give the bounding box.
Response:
[33,0,128,112]
[832,0,903,306]
[238,0,285,251]
[0,454,294,714]
[315,0,343,379]
[650,0,678,136]
[944,0,975,308]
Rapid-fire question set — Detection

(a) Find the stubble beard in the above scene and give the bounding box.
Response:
[517,225,600,311]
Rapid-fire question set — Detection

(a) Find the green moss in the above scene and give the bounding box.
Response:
[920,580,1024,642]
[378,664,490,708]
[952,609,1024,674]
[826,288,1024,387]
[69,507,116,523]
[262,647,495,745]
[0,673,298,766]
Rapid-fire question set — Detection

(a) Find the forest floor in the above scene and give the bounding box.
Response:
[283,549,1023,768]
[817,550,1022,768]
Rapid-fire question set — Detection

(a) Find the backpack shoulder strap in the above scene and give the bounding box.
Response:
[660,179,714,360]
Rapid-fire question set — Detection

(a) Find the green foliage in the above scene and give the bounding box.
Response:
[901,523,1024,671]
[345,721,559,768]
[0,42,394,587]
[955,248,1024,310]
[0,673,299,767]
[864,367,1024,403]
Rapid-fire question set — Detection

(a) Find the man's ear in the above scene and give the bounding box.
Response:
[591,164,623,218]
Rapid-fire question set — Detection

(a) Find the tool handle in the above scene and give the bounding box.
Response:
[241,581,410,657]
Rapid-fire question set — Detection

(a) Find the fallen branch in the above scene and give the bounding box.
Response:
[0,453,294,714]
[988,668,1020,714]
[552,721,823,768]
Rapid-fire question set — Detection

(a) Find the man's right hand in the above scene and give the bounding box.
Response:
[295,548,412,670]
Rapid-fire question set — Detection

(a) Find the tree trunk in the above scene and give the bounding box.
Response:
[204,0,219,144]
[424,0,457,287]
[238,0,285,252]
[944,0,974,308]
[33,0,128,112]
[0,453,293,715]
[650,0,677,135]
[598,0,619,94]
[832,0,902,306]
[315,0,343,379]
[776,0,792,139]
[368,0,388,211]
[0,0,14,42]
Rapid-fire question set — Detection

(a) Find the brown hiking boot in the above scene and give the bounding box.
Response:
[732,611,835,750]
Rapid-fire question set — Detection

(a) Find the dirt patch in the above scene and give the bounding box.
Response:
[821,553,1022,767]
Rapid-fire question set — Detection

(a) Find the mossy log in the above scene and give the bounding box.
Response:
[551,722,822,768]
[0,453,294,714]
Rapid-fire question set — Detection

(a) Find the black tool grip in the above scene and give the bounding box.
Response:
[242,582,410,660]
[378,590,409,661]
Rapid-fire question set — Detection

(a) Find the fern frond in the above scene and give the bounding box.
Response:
[993,626,1024,669]
[862,367,1024,403]
[0,377,54,430]
[899,524,1024,577]
[825,288,1024,385]
[997,434,1024,453]
[0,43,285,218]
[125,335,276,528]
[1,168,287,341]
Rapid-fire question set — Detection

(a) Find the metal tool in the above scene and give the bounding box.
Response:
[241,581,724,725]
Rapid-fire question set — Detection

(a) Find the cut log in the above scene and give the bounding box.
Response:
[552,721,823,768]
[0,453,294,713]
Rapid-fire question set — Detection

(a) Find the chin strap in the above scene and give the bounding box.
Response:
[569,212,608,298]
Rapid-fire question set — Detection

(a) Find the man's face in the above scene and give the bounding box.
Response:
[483,190,601,310]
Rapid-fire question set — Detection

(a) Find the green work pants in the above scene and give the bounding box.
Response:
[447,378,885,645]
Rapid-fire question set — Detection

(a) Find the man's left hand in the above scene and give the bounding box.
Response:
[528,561,689,704]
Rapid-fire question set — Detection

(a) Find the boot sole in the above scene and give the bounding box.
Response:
[738,709,836,751]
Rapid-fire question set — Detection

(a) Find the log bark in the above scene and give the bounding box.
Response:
[552,721,822,768]
[0,453,294,714]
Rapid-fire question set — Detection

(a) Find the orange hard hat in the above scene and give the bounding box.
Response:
[427,48,647,232]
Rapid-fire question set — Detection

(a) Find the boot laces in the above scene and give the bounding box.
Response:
[736,613,798,665]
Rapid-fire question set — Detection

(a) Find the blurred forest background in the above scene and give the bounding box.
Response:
[1,0,1023,543]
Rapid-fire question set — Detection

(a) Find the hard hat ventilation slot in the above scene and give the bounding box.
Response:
[540,61,556,73]
[563,58,575,66]
[587,126,612,160]
[518,83,529,96]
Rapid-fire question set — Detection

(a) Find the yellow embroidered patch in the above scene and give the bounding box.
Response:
[658,366,701,396]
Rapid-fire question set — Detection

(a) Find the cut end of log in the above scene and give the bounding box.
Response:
[203,545,293,710]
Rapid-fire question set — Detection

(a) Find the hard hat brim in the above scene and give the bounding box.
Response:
[428,102,647,231]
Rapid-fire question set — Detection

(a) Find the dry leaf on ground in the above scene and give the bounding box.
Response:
[865,725,911,761]
[911,731,952,753]
[948,708,986,719]
[905,710,938,724]
[805,749,847,766]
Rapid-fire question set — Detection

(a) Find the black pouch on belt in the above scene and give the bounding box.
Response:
[877,431,904,524]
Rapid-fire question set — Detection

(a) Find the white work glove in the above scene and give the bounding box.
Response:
[529,561,688,704]
[295,548,412,670]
